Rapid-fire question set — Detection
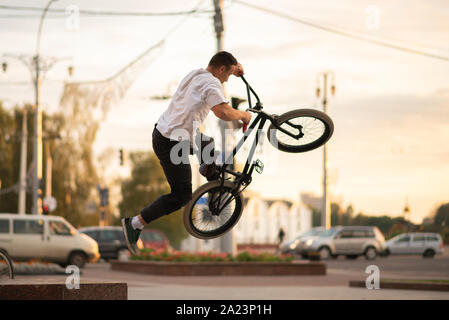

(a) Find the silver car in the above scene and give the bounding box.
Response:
[385,232,444,258]
[301,226,386,260]
[280,227,325,256]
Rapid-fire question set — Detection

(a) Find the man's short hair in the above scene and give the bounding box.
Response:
[208,51,238,70]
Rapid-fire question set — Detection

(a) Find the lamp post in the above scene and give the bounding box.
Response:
[2,0,73,214]
[316,71,335,230]
[32,0,58,215]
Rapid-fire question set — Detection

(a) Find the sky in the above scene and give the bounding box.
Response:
[0,0,448,223]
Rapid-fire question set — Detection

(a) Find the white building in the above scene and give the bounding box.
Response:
[180,190,312,252]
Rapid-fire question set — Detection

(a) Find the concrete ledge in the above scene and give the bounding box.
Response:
[0,280,127,300]
[349,280,449,292]
[110,260,326,276]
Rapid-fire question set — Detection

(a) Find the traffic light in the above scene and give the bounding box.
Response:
[119,148,127,166]
[100,188,109,207]
[42,204,49,215]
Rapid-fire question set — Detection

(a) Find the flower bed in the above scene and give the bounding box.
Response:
[131,248,294,263]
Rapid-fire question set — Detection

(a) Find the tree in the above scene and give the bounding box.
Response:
[331,202,342,226]
[311,206,321,227]
[0,103,34,214]
[42,106,100,227]
[340,204,354,225]
[306,199,416,239]
[310,202,343,227]
[0,101,100,227]
[433,203,449,228]
[118,151,188,249]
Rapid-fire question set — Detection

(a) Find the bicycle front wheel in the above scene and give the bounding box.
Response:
[267,108,334,153]
[0,250,14,280]
[183,180,244,240]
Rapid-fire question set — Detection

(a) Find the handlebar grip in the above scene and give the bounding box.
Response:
[242,123,248,133]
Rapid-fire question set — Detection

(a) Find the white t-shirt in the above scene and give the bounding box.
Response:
[156,68,228,142]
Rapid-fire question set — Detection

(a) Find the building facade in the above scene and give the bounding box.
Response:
[181,191,312,252]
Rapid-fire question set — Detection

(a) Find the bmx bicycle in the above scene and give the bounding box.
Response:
[183,75,334,239]
[0,249,15,280]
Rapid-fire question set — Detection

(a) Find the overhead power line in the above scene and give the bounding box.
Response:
[234,0,449,62]
[0,4,214,17]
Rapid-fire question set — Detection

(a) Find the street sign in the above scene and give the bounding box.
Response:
[43,196,57,212]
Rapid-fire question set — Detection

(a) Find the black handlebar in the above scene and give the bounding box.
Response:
[241,75,262,110]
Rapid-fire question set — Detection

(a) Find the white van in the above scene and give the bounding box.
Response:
[0,213,99,268]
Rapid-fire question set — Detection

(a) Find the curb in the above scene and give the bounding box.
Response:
[349,280,449,292]
[111,260,327,276]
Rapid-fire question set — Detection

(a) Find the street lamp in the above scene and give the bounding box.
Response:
[31,0,59,215]
[316,71,336,230]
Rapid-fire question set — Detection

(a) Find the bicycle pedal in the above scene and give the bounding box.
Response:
[255,159,264,174]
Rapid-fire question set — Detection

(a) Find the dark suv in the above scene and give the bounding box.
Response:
[79,226,137,261]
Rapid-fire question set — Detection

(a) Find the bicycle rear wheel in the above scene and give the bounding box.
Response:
[0,250,14,280]
[183,180,244,240]
[267,108,334,153]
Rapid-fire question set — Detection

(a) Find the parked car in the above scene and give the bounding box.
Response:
[79,226,143,261]
[385,232,444,258]
[0,213,99,268]
[279,227,325,256]
[300,226,386,260]
[139,229,171,250]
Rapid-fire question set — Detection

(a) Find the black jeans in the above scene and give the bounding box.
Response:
[140,125,217,224]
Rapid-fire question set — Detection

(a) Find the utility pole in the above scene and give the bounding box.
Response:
[33,0,56,215]
[316,71,335,230]
[18,109,28,214]
[212,0,237,255]
[45,142,52,198]
[2,0,72,214]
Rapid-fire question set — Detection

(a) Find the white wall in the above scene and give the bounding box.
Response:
[181,195,313,250]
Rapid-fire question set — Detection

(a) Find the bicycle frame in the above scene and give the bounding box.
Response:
[217,80,267,186]
[208,76,305,214]
[217,76,298,187]
[207,77,275,214]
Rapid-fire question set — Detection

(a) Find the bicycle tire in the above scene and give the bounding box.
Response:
[0,250,14,280]
[183,180,244,240]
[267,108,334,153]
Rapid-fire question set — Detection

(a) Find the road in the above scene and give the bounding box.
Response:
[12,250,449,300]
[315,249,449,280]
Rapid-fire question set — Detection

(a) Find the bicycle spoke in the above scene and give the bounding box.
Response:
[0,252,14,280]
[277,116,326,147]
[190,187,238,234]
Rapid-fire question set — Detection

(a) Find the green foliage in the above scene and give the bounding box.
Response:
[0,102,99,227]
[433,203,449,228]
[117,151,188,249]
[131,248,294,262]
[311,207,321,227]
[311,202,421,239]
[0,103,34,214]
